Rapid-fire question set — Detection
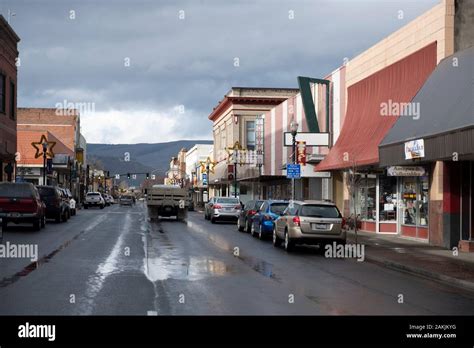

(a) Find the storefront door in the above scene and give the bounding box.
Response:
[398,176,429,239]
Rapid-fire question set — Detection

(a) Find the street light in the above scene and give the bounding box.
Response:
[42,141,48,185]
[289,120,299,200]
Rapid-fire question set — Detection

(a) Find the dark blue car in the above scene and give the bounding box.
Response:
[250,200,289,239]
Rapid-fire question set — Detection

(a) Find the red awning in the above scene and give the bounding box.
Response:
[316,42,437,171]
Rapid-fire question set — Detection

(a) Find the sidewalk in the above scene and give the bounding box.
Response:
[347,230,474,292]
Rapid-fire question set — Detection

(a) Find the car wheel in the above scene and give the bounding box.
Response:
[210,217,216,224]
[84,205,89,209]
[100,204,104,209]
[258,224,264,240]
[284,229,294,252]
[272,227,281,247]
[55,213,61,223]
[237,218,244,232]
[245,219,251,233]
[250,223,255,237]
[33,218,41,231]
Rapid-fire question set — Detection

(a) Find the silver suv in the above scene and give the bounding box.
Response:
[273,200,345,252]
[205,197,241,223]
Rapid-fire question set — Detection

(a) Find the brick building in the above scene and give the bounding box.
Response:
[0,15,20,182]
[16,108,85,202]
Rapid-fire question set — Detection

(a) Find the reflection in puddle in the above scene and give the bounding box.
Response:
[238,255,280,281]
[145,255,231,282]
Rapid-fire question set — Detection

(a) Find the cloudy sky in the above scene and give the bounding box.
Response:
[1,0,437,144]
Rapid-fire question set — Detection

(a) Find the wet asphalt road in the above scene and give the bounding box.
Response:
[0,202,473,315]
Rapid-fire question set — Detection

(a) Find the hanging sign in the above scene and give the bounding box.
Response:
[297,141,306,166]
[404,139,425,160]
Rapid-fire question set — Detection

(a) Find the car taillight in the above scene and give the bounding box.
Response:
[213,204,222,209]
[248,210,256,215]
[235,205,241,210]
[292,216,300,226]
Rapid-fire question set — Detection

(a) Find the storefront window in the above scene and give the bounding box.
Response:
[379,175,397,221]
[401,176,429,226]
[357,175,376,220]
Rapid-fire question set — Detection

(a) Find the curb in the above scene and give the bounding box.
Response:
[364,253,474,293]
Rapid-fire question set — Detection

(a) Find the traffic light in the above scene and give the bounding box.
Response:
[227,164,234,181]
[127,173,131,179]
[146,173,150,179]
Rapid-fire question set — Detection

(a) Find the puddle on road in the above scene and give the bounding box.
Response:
[142,220,234,282]
[237,255,280,281]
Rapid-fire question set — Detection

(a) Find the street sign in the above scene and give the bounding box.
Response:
[297,141,306,166]
[202,173,208,186]
[286,164,301,179]
[284,132,329,147]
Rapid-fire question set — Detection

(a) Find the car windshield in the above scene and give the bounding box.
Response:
[216,198,239,204]
[0,184,33,198]
[254,200,264,209]
[270,203,288,214]
[300,205,341,218]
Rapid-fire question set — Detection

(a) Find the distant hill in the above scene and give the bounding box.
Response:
[87,140,213,186]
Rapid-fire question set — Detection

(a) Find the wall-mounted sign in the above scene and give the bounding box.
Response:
[387,166,426,177]
[286,164,301,179]
[404,139,425,160]
[284,132,329,147]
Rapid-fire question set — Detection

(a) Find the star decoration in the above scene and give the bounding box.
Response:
[31,134,56,159]
[199,157,217,174]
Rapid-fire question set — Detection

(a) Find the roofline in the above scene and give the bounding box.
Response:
[0,15,20,43]
[208,96,292,121]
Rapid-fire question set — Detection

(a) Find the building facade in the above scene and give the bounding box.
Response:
[0,15,19,183]
[208,87,299,202]
[185,143,213,207]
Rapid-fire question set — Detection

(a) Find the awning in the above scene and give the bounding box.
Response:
[316,42,437,171]
[379,45,474,166]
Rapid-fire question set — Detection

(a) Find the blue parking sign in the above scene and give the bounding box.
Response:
[286,164,301,179]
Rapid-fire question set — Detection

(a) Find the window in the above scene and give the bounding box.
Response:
[246,121,256,150]
[9,80,15,119]
[356,175,376,220]
[300,204,341,218]
[379,175,397,221]
[401,176,429,226]
[0,73,5,114]
[270,203,289,215]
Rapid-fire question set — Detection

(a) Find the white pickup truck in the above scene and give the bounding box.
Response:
[146,185,187,221]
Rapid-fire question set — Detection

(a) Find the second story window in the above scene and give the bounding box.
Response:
[9,80,15,120]
[0,73,5,114]
[246,120,256,150]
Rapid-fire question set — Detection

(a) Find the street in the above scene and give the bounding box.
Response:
[1,203,473,315]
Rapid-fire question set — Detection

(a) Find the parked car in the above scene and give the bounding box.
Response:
[273,200,345,252]
[237,199,264,233]
[64,188,76,216]
[57,188,71,220]
[119,195,134,206]
[251,200,289,239]
[204,197,241,223]
[85,192,105,209]
[0,183,46,231]
[104,194,115,205]
[37,185,70,222]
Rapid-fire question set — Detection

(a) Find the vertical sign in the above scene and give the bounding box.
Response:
[297,141,306,166]
[255,116,264,166]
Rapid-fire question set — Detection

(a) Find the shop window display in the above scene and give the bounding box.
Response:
[357,175,376,220]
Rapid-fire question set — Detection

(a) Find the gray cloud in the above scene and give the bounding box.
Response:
[1,0,438,143]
